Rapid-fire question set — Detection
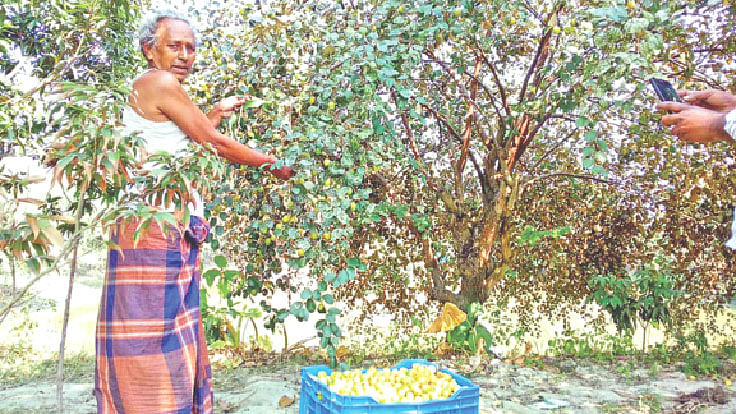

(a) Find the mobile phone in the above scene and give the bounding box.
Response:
[649,78,682,102]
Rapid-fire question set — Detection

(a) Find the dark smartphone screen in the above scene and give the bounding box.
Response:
[649,78,682,102]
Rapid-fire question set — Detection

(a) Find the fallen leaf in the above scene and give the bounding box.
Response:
[426,303,467,333]
[434,342,454,356]
[278,395,294,408]
[23,176,46,184]
[336,345,350,360]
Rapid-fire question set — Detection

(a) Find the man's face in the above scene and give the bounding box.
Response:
[145,18,195,82]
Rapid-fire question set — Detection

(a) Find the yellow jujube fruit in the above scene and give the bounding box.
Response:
[316,364,460,403]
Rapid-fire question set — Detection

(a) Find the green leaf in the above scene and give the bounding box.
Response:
[241,97,264,108]
[325,272,336,282]
[476,325,494,351]
[576,117,590,128]
[214,255,227,269]
[224,270,239,281]
[203,269,220,285]
[26,258,40,273]
[592,165,607,176]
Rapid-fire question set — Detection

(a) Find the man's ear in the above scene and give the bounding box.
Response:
[142,43,154,61]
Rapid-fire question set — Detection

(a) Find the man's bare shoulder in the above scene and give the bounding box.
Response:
[133,70,182,94]
[128,70,185,117]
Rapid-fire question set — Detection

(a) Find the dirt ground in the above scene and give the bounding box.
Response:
[2,353,736,414]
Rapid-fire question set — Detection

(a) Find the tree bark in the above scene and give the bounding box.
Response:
[57,193,85,413]
[10,256,15,296]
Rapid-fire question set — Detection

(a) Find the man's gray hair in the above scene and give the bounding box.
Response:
[138,9,196,54]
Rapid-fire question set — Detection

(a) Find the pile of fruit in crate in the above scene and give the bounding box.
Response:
[316,363,460,404]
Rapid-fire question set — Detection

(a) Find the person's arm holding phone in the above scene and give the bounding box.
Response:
[679,89,736,112]
[652,81,736,252]
[655,82,736,144]
[657,103,733,144]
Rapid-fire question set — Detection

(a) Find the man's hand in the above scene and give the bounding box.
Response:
[657,102,732,144]
[679,89,736,112]
[207,96,248,127]
[268,165,294,180]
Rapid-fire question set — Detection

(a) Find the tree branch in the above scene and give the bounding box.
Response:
[370,172,463,305]
[524,172,612,189]
[521,0,543,23]
[8,32,90,107]
[420,103,488,199]
[478,53,510,118]
[457,55,483,183]
[518,27,552,106]
[524,126,579,172]
[390,89,438,192]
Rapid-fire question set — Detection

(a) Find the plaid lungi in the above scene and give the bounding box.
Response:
[95,216,213,413]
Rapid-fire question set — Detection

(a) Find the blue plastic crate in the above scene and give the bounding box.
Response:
[299,359,479,414]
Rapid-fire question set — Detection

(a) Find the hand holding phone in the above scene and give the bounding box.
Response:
[680,89,736,112]
[649,78,682,103]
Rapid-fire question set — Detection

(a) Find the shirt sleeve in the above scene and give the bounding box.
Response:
[726,111,736,250]
[727,205,736,250]
[725,109,736,140]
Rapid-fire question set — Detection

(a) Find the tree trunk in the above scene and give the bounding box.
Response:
[250,317,259,348]
[57,193,85,413]
[10,255,15,296]
[425,172,520,308]
[283,323,288,352]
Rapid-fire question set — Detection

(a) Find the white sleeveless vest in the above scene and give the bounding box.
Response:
[122,106,204,217]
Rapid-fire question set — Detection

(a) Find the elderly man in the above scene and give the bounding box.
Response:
[95,10,291,413]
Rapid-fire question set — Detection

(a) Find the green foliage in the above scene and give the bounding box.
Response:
[518,225,571,247]
[0,0,145,277]
[446,303,493,354]
[638,394,663,414]
[191,0,716,366]
[2,0,736,371]
[546,332,642,362]
[678,330,721,377]
[201,254,266,347]
[548,336,596,358]
[0,352,94,386]
[588,261,680,335]
[615,358,636,381]
[0,0,152,324]
[722,345,736,362]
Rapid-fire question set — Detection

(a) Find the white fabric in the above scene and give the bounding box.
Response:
[725,110,736,250]
[727,205,736,250]
[122,106,204,217]
[724,109,736,141]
